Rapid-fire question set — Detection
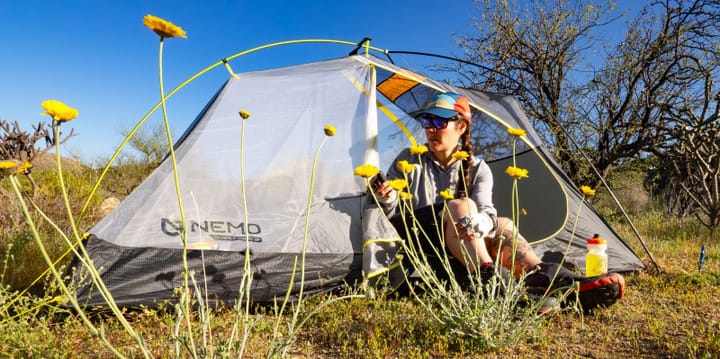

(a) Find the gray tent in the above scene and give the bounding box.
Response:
[73,54,644,307]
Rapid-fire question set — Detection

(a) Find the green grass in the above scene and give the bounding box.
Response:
[1,212,718,358]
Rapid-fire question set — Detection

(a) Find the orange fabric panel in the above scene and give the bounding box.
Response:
[377,73,419,101]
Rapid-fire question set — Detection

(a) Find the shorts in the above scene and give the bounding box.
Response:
[389,204,471,282]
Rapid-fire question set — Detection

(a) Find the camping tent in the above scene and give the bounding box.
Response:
[73,54,644,307]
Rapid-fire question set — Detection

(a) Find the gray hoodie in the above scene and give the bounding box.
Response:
[380,146,498,227]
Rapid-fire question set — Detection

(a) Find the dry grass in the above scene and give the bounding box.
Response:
[1,157,718,357]
[1,214,718,358]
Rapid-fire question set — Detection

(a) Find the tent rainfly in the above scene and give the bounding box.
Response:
[72,54,644,307]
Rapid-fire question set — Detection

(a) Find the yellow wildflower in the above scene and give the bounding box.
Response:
[239,110,251,119]
[508,127,526,137]
[439,188,454,200]
[324,124,336,137]
[41,100,78,122]
[409,145,428,155]
[396,160,414,173]
[16,161,32,174]
[399,191,413,200]
[452,151,470,161]
[387,179,408,191]
[0,160,19,176]
[505,166,529,179]
[143,14,187,39]
[580,185,596,197]
[354,164,380,178]
[0,160,18,170]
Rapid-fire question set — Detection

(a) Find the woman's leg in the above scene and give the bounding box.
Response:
[485,217,542,276]
[441,198,494,272]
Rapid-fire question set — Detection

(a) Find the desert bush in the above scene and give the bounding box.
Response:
[591,159,659,220]
[90,121,168,199]
[91,155,157,198]
[0,161,107,293]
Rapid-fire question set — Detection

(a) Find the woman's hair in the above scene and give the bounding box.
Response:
[456,116,474,198]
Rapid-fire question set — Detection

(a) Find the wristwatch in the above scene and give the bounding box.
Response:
[459,215,480,233]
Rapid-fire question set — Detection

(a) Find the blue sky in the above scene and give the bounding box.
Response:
[1,1,644,163]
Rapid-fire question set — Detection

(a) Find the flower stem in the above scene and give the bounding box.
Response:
[8,176,129,358]
[157,36,195,357]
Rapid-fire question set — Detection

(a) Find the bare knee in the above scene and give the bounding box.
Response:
[443,198,478,223]
[496,217,517,237]
[442,198,477,240]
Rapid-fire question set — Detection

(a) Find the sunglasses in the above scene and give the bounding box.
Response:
[418,114,459,129]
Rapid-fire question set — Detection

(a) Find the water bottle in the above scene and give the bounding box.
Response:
[586,234,608,277]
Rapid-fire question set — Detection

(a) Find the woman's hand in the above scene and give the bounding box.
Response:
[454,220,477,241]
[369,173,396,205]
[373,181,395,200]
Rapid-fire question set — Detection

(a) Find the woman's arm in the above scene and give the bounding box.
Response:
[470,159,499,232]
